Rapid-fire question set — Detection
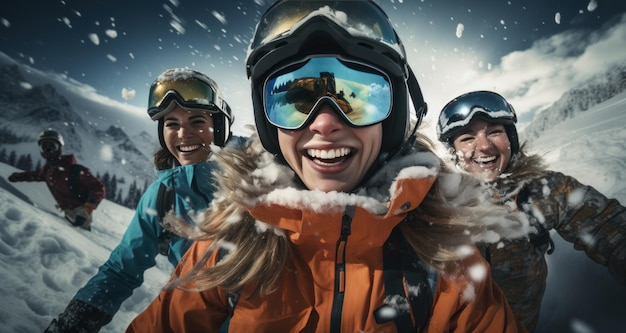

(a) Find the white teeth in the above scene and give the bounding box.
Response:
[307,147,351,159]
[179,144,201,152]
[474,155,496,163]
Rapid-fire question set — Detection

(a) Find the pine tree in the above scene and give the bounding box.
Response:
[16,154,33,171]
[0,148,7,164]
[16,155,27,170]
[115,189,123,204]
[101,171,111,201]
[143,179,150,194]
[7,150,17,167]
[124,180,138,208]
[107,174,117,201]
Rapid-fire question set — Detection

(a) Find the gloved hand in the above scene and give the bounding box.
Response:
[73,216,87,227]
[43,299,112,333]
[84,203,97,214]
[8,173,19,182]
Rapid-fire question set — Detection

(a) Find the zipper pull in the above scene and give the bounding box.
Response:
[340,205,354,238]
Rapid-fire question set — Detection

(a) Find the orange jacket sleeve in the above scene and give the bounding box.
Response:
[126,241,229,333]
[428,252,527,333]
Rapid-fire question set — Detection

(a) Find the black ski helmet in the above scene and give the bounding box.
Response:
[437,90,520,155]
[147,68,234,148]
[37,129,64,160]
[38,129,64,147]
[246,0,427,159]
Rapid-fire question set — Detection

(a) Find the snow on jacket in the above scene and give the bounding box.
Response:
[127,138,525,333]
[480,152,626,331]
[72,161,216,317]
[9,154,105,209]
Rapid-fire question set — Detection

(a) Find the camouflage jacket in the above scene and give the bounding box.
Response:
[480,151,626,331]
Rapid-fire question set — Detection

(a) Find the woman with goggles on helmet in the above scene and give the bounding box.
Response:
[128,2,527,332]
[437,90,626,331]
[45,68,237,332]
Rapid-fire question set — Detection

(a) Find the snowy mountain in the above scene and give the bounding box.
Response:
[523,64,626,141]
[0,52,159,197]
[0,163,172,333]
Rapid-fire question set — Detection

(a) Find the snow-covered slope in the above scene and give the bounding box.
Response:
[527,91,626,333]
[0,162,172,333]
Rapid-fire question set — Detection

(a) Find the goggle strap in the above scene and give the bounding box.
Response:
[375,65,424,163]
[407,65,428,126]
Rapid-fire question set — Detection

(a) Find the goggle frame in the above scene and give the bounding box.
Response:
[262,55,393,130]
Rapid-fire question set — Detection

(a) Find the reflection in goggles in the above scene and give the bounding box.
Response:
[147,77,219,120]
[263,57,392,130]
[438,91,517,136]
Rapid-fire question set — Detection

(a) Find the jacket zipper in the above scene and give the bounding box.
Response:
[330,205,355,333]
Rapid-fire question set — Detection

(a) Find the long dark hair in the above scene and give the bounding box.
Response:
[153,147,178,170]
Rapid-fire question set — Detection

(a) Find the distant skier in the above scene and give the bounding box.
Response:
[8,129,105,231]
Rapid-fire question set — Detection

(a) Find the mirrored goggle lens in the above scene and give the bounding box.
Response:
[148,77,218,119]
[438,91,516,136]
[251,0,398,50]
[263,57,392,130]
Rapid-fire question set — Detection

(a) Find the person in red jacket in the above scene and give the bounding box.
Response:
[8,129,105,231]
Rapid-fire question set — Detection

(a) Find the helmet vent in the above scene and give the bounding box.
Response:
[356,42,374,50]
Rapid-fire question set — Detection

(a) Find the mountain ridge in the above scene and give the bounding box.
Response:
[522,63,626,141]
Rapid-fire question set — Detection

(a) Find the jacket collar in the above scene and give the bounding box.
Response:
[157,162,216,195]
[241,145,439,234]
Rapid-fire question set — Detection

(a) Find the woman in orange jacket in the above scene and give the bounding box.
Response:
[127,1,528,332]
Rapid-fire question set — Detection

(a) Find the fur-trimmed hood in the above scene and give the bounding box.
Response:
[206,134,439,242]
[485,145,548,204]
[192,134,530,246]
[216,135,439,210]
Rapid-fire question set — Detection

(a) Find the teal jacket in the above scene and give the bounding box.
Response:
[73,161,215,316]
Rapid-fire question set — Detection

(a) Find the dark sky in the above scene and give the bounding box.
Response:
[1,0,625,131]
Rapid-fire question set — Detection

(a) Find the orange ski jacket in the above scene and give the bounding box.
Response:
[127,143,525,333]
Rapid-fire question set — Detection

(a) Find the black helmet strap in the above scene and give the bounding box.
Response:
[354,65,428,191]
[385,65,427,160]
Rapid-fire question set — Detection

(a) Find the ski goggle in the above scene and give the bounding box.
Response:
[147,76,222,120]
[263,56,392,130]
[251,0,399,51]
[39,140,61,154]
[438,91,517,139]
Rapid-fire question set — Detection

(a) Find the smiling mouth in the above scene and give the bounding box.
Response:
[307,147,352,166]
[473,155,496,164]
[178,144,202,152]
